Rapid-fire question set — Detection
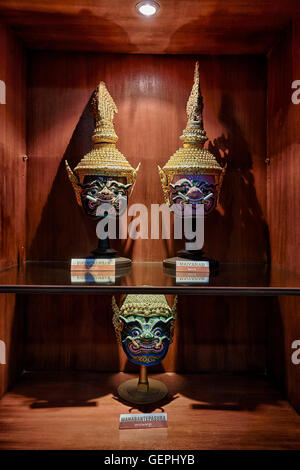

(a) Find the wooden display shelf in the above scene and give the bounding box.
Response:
[0,371,299,450]
[0,261,299,295]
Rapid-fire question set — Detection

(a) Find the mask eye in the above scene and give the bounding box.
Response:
[153,329,162,337]
[132,329,140,337]
[180,184,190,192]
[89,189,98,196]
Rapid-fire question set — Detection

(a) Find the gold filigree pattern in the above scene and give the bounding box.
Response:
[186,61,204,132]
[66,82,140,203]
[65,160,82,207]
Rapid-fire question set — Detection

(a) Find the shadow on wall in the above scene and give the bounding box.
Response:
[170,373,285,412]
[205,93,270,263]
[29,97,94,259]
[1,371,131,410]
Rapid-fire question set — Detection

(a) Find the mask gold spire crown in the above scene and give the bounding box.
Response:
[181,61,208,147]
[90,81,118,144]
[158,62,223,205]
[66,82,140,204]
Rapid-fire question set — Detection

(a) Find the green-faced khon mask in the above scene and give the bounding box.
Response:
[112,295,177,367]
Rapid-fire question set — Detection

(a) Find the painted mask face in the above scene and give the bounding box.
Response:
[80,175,132,219]
[169,174,218,217]
[119,315,174,367]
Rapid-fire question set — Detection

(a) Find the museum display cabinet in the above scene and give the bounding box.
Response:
[0,0,300,450]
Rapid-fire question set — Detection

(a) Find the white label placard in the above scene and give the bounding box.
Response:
[119,413,167,429]
[71,258,115,272]
[0,340,6,365]
[176,260,210,276]
[176,260,209,268]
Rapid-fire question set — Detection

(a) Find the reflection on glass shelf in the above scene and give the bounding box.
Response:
[70,272,116,284]
[0,261,299,295]
[176,274,210,284]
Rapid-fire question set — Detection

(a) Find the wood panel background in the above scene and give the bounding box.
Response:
[267,21,300,412]
[26,53,268,264]
[24,53,270,373]
[0,24,26,397]
[0,24,26,269]
[0,0,298,55]
[24,294,268,374]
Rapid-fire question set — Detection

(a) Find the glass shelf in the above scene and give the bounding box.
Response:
[0,261,299,295]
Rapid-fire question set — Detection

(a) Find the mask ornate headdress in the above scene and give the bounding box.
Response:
[158,62,225,216]
[112,294,177,367]
[66,82,140,212]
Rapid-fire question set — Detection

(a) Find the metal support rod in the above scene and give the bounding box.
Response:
[137,365,149,392]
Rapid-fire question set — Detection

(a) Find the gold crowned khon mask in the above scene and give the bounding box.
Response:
[66,82,140,219]
[158,62,225,217]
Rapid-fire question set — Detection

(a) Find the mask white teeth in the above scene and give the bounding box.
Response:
[86,195,98,202]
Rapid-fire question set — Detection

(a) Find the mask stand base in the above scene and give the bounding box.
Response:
[117,366,168,405]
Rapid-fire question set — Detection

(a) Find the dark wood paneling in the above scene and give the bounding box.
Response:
[267,23,300,274]
[0,294,25,398]
[0,23,27,268]
[25,295,120,371]
[267,21,300,412]
[174,296,268,372]
[24,294,268,374]
[0,23,26,397]
[0,0,298,54]
[24,52,269,373]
